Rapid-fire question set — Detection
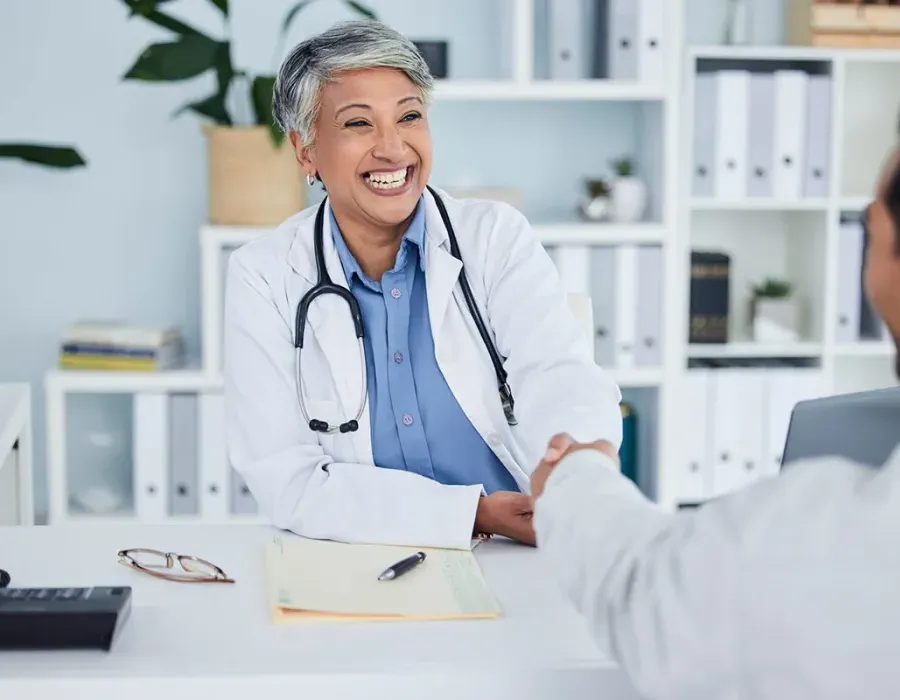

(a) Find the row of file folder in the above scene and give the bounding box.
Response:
[132,392,258,521]
[669,367,828,507]
[693,68,832,200]
[546,0,666,83]
[836,215,891,343]
[548,243,663,369]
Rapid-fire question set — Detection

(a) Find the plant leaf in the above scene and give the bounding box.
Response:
[123,34,221,81]
[121,0,207,37]
[176,92,231,124]
[281,0,316,37]
[211,40,234,95]
[343,0,377,19]
[251,75,284,145]
[0,144,86,168]
[207,0,228,16]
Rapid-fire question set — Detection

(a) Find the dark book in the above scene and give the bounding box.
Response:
[619,402,638,485]
[689,251,731,344]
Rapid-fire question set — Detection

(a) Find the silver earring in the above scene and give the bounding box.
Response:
[306,173,316,187]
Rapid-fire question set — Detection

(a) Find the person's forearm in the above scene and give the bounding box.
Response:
[534,450,673,648]
[534,451,741,699]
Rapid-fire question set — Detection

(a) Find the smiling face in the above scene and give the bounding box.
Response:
[292,67,432,233]
[863,148,900,378]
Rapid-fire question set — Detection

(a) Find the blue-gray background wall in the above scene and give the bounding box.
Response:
[0,0,784,520]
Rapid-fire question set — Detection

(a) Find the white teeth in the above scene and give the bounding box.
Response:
[365,167,409,189]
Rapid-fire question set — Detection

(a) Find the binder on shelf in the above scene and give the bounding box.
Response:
[198,392,230,520]
[635,245,662,366]
[133,392,169,522]
[606,0,638,80]
[548,0,588,80]
[803,74,833,198]
[614,245,639,368]
[670,370,713,505]
[168,393,198,517]
[747,72,775,198]
[692,72,717,197]
[710,370,765,497]
[554,245,592,297]
[713,70,751,199]
[835,219,864,343]
[636,0,665,83]
[772,70,809,200]
[619,402,638,485]
[590,246,618,368]
[689,251,730,344]
[231,469,258,516]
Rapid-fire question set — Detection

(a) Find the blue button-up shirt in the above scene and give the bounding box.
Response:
[330,199,520,494]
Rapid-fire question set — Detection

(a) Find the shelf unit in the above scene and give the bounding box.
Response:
[659,44,900,510]
[44,0,686,523]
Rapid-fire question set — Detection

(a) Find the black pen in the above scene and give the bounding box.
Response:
[377,551,426,581]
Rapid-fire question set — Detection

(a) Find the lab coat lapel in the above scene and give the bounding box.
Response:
[303,205,373,464]
[423,194,504,462]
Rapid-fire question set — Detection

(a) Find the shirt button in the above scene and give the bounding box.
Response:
[393,351,403,364]
[391,288,401,299]
[402,414,414,426]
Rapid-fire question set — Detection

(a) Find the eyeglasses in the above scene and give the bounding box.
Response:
[117,548,235,584]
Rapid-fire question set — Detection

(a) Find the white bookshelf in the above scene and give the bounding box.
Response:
[43,0,684,522]
[655,44,900,511]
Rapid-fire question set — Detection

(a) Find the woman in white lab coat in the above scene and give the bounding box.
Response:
[222,19,622,551]
[530,147,900,699]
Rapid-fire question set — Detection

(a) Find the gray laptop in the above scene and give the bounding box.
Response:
[781,386,900,469]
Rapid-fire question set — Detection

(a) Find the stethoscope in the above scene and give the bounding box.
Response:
[293,185,517,434]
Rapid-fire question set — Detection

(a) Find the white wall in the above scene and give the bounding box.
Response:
[0,0,779,519]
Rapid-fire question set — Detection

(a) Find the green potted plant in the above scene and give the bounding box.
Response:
[749,277,802,342]
[119,0,376,226]
[608,155,647,223]
[0,143,86,168]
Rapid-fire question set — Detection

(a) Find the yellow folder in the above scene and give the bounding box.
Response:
[265,533,502,623]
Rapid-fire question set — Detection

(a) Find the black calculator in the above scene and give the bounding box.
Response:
[0,586,132,651]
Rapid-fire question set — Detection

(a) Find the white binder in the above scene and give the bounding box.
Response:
[636,0,665,83]
[835,220,864,343]
[762,369,829,478]
[590,246,617,368]
[713,70,751,199]
[670,370,713,505]
[772,70,809,200]
[710,369,766,496]
[614,244,638,368]
[747,72,775,198]
[692,73,717,197]
[635,245,662,366]
[607,0,638,80]
[803,75,833,199]
[198,391,230,520]
[133,392,169,521]
[554,245,591,296]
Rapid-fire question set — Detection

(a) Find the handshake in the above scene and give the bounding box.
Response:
[475,433,619,546]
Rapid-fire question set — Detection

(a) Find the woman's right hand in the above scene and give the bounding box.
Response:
[475,491,536,546]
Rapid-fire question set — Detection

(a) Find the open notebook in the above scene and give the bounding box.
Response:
[265,533,502,623]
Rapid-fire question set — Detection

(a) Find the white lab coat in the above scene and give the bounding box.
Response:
[223,187,622,550]
[534,446,900,700]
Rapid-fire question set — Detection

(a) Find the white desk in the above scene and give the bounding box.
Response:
[0,524,641,700]
[0,383,33,526]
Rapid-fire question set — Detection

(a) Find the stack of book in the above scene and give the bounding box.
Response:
[59,322,184,371]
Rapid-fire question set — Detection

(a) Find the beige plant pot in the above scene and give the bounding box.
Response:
[204,125,307,226]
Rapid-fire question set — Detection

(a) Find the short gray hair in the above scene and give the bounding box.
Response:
[273,19,435,148]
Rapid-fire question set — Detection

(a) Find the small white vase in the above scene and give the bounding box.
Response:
[610,177,647,222]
